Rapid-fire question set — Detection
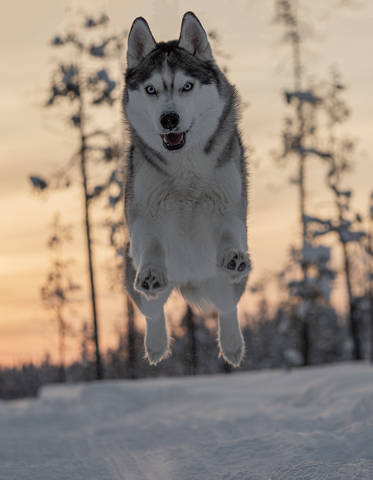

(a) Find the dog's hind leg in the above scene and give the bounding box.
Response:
[125,245,172,365]
[203,274,248,367]
[218,309,245,367]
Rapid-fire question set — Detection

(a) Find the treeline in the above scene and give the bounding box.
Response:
[1,295,366,400]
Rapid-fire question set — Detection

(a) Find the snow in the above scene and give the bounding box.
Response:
[302,242,330,264]
[296,146,332,159]
[29,175,48,191]
[284,90,322,105]
[1,363,373,479]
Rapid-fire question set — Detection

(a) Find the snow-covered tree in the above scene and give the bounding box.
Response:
[304,70,367,360]
[274,0,338,365]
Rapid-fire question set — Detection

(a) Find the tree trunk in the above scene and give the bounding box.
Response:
[370,264,373,363]
[301,317,310,366]
[299,156,311,366]
[57,308,66,382]
[292,3,311,366]
[370,294,373,363]
[184,305,198,375]
[368,226,373,363]
[349,299,362,361]
[79,94,103,381]
[340,241,362,360]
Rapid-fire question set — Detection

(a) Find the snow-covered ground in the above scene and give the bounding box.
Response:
[1,363,373,480]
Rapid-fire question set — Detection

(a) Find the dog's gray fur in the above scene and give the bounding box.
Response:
[123,12,251,366]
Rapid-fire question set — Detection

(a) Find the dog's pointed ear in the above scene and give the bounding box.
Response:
[127,17,156,68]
[178,12,213,61]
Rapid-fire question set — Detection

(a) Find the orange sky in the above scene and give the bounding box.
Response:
[1,0,373,366]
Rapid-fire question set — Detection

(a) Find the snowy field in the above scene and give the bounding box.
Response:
[1,363,373,480]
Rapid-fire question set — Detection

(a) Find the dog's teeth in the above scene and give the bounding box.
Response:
[161,132,185,150]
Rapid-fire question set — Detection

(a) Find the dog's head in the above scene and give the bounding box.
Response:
[124,12,226,155]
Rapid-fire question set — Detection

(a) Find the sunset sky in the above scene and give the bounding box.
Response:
[1,0,372,366]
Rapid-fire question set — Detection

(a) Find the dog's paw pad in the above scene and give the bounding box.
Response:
[135,266,168,299]
[221,249,251,281]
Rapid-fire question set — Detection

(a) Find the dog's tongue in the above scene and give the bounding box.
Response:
[165,132,183,146]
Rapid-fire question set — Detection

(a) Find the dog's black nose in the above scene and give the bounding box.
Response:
[160,112,179,130]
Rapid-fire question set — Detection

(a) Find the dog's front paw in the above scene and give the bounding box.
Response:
[134,265,168,299]
[220,249,251,282]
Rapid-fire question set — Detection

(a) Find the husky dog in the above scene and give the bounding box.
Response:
[123,12,251,367]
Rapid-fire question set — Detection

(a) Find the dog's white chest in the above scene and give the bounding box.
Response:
[136,155,241,219]
[147,173,230,219]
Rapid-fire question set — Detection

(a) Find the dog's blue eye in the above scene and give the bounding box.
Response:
[182,82,194,92]
[145,85,157,95]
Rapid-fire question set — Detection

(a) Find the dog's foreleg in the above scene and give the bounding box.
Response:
[217,218,251,283]
[125,247,171,365]
[130,218,168,299]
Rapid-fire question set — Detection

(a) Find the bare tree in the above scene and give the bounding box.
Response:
[41,214,80,381]
[30,12,125,380]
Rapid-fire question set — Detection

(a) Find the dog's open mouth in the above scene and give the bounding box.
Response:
[160,132,185,151]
